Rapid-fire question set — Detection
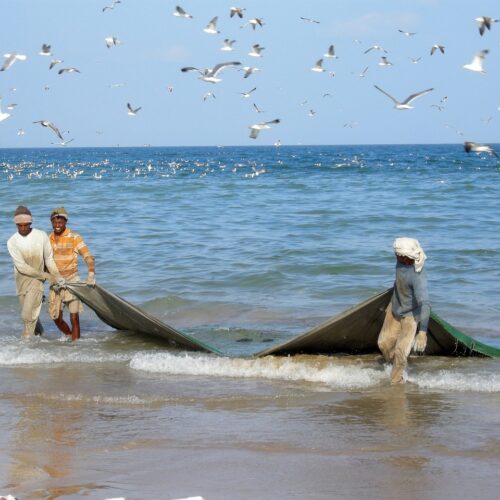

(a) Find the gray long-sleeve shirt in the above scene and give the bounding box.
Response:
[391,261,430,332]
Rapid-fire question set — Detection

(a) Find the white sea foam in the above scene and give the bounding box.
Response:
[129,352,386,389]
[0,343,130,365]
[409,370,500,392]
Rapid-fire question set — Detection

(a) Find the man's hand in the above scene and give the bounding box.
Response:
[86,271,96,286]
[43,272,58,285]
[413,330,427,353]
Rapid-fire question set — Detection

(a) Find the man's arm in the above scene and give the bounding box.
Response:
[42,233,63,278]
[7,238,47,280]
[76,235,96,283]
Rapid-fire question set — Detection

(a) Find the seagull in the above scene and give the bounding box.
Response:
[431,104,445,112]
[17,128,25,135]
[127,103,141,115]
[0,99,11,122]
[203,92,216,101]
[476,16,498,36]
[49,58,63,69]
[173,5,193,18]
[464,141,498,157]
[253,103,264,113]
[204,16,220,34]
[6,103,17,110]
[104,36,122,48]
[248,118,280,139]
[311,59,326,72]
[166,85,174,93]
[358,66,369,77]
[409,56,421,64]
[33,120,65,140]
[51,138,75,146]
[463,49,489,73]
[249,44,264,57]
[300,16,320,24]
[221,39,236,51]
[102,0,121,12]
[181,61,242,83]
[241,66,261,78]
[230,7,245,18]
[322,92,333,98]
[243,18,265,30]
[39,44,52,56]
[1,53,27,71]
[378,56,393,66]
[364,45,387,54]
[373,85,434,110]
[239,87,256,98]
[108,82,125,88]
[58,67,81,75]
[430,44,445,55]
[308,109,316,117]
[398,29,416,36]
[324,45,338,58]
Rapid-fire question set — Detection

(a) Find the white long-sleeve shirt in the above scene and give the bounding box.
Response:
[7,228,60,295]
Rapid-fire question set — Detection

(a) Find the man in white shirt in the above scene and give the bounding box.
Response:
[7,206,63,338]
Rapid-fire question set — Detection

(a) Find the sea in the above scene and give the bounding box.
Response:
[1,144,500,500]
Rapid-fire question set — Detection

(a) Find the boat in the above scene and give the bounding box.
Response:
[66,284,500,358]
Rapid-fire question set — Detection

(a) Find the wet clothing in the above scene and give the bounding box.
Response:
[7,229,60,337]
[48,274,82,319]
[391,261,430,332]
[49,228,93,279]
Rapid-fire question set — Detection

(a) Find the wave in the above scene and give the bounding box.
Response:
[409,370,500,392]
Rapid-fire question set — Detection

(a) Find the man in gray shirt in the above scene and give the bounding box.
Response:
[378,237,430,384]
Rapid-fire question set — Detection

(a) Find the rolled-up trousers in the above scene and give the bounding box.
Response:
[377,304,417,384]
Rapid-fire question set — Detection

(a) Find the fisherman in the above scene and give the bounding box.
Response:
[48,207,95,341]
[377,237,430,384]
[7,206,63,339]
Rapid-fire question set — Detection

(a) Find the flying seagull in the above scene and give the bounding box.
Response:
[181,61,242,83]
[239,87,256,98]
[51,138,75,147]
[33,120,64,140]
[358,66,369,77]
[221,39,236,51]
[253,103,264,113]
[300,16,320,24]
[204,16,220,34]
[243,18,265,30]
[249,44,264,57]
[324,45,338,58]
[364,45,387,54]
[409,56,422,64]
[476,16,498,36]
[373,85,434,110]
[1,53,27,71]
[49,58,63,69]
[58,67,81,75]
[241,66,261,78]
[248,119,280,139]
[173,5,193,18]
[203,92,216,101]
[398,29,417,36]
[0,99,11,122]
[39,44,52,56]
[102,0,121,12]
[463,49,489,73]
[105,36,122,48]
[430,44,445,55]
[127,103,141,115]
[230,7,245,18]
[464,141,498,157]
[378,56,393,66]
[311,59,326,72]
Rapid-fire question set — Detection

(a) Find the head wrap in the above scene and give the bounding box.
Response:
[50,207,68,220]
[393,237,427,273]
[13,206,32,224]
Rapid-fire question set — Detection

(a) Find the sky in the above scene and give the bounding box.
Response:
[1,0,499,147]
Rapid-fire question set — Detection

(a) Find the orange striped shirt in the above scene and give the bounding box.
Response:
[49,228,93,279]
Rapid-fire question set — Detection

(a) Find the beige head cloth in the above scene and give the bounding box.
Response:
[393,237,427,272]
[13,205,32,224]
[50,207,68,220]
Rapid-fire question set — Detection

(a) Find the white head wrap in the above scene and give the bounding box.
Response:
[14,214,32,224]
[393,237,427,272]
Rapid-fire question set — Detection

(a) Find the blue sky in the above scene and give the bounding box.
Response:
[1,0,499,147]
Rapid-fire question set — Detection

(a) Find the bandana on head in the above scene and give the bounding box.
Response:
[393,237,427,273]
[13,206,32,225]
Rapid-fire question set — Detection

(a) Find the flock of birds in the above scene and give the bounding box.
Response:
[0,4,498,153]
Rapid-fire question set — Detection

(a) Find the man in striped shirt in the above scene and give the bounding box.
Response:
[48,207,95,341]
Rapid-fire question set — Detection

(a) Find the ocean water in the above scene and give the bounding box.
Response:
[1,145,500,499]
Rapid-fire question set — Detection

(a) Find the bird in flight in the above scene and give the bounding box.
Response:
[1,52,27,71]
[311,59,326,72]
[39,44,52,56]
[464,141,498,157]
[300,16,320,24]
[398,29,416,36]
[173,5,192,18]
[463,49,489,73]
[364,45,387,54]
[475,16,498,36]
[181,61,242,83]
[373,85,434,109]
[204,16,220,34]
[249,44,264,57]
[58,67,81,75]
[102,0,121,12]
[242,18,265,30]
[430,44,445,55]
[127,103,141,115]
[248,119,280,139]
[33,120,65,140]
[0,99,11,122]
[221,39,236,51]
[105,36,122,48]
[230,7,245,18]
[324,45,338,59]
[239,87,256,98]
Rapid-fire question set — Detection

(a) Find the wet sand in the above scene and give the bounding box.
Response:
[1,361,499,500]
